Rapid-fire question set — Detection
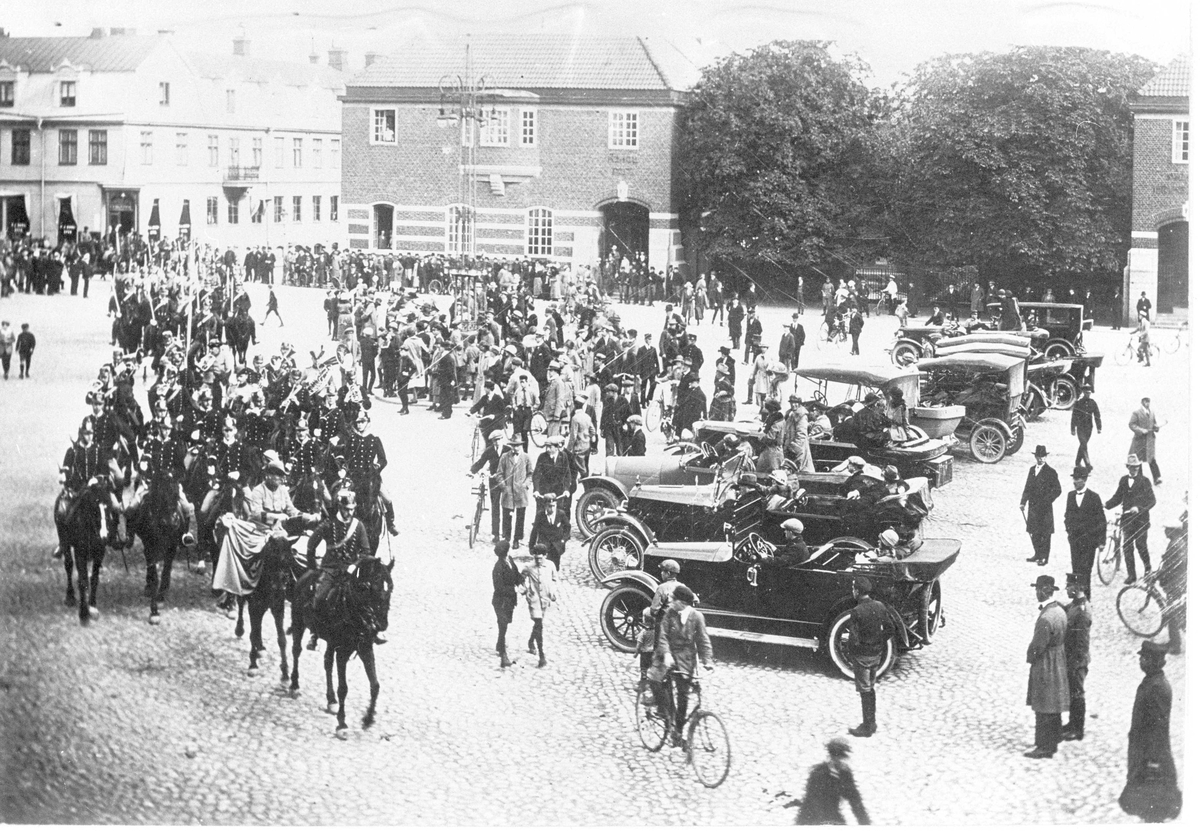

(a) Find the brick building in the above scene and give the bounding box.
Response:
[339,35,694,270]
[1128,54,1189,321]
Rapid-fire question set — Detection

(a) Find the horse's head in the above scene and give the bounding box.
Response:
[353,557,393,601]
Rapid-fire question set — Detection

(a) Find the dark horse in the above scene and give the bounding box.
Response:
[126,470,186,624]
[53,485,107,624]
[234,518,309,683]
[290,557,393,735]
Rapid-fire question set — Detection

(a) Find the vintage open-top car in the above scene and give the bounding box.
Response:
[917,352,1027,464]
[597,531,960,679]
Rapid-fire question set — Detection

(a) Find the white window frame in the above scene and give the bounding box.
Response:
[140,130,153,165]
[1172,119,1189,164]
[313,195,322,222]
[206,196,219,225]
[292,137,303,168]
[480,109,510,147]
[60,80,76,107]
[330,195,339,222]
[292,196,302,222]
[526,207,553,257]
[371,108,398,145]
[330,138,340,168]
[446,205,475,255]
[225,88,235,114]
[227,195,240,225]
[519,108,537,147]
[274,136,285,168]
[609,110,639,149]
[229,136,240,167]
[273,195,284,223]
[0,80,15,108]
[175,132,188,166]
[207,134,219,167]
[311,137,322,168]
[252,137,262,167]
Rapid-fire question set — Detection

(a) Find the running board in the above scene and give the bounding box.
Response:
[707,627,819,651]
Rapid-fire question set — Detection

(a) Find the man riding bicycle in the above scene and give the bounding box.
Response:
[652,583,714,746]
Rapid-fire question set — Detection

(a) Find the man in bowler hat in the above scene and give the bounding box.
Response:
[1063,465,1106,598]
[1021,445,1062,566]
[1104,455,1156,584]
[1025,574,1069,758]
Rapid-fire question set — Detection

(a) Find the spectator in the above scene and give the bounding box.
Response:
[0,320,14,380]
[1128,397,1162,484]
[848,307,864,356]
[15,323,35,379]
[786,737,870,825]
[1024,575,1069,758]
[1119,641,1180,822]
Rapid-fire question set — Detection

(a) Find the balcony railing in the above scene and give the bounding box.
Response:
[223,165,260,184]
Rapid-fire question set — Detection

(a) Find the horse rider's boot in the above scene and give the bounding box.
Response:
[385,504,399,537]
[180,495,198,546]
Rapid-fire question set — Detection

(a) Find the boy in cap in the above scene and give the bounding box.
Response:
[1025,574,1069,758]
[787,736,870,825]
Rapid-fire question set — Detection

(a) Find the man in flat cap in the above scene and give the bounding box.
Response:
[847,575,894,738]
[1025,574,1069,758]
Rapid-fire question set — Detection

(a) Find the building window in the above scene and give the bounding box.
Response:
[227,196,240,224]
[292,196,302,222]
[330,195,339,221]
[1173,119,1189,164]
[274,136,285,168]
[207,134,219,167]
[60,80,76,107]
[330,138,340,168]
[0,81,14,108]
[229,137,240,167]
[206,196,218,225]
[59,129,78,165]
[159,81,170,106]
[609,111,639,149]
[313,195,322,222]
[88,130,107,165]
[311,138,322,168]
[480,109,510,146]
[140,131,153,165]
[251,200,264,224]
[252,137,262,167]
[526,207,553,256]
[292,137,302,167]
[273,196,284,223]
[11,128,30,165]
[371,108,397,144]
[520,108,537,146]
[175,132,188,166]
[447,206,475,254]
[226,89,235,114]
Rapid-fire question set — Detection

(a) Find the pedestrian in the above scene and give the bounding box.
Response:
[727,301,744,350]
[1104,455,1156,584]
[1061,573,1092,742]
[1119,641,1181,823]
[15,323,36,379]
[743,308,763,365]
[1062,466,1106,599]
[1024,574,1070,758]
[0,320,14,380]
[261,287,283,326]
[846,575,895,738]
[1070,385,1101,470]
[497,436,532,550]
[522,542,557,668]
[786,737,870,826]
[848,306,864,355]
[491,540,524,668]
[1128,396,1162,485]
[1135,291,1152,322]
[1020,445,1062,566]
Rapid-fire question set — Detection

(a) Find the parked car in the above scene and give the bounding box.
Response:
[597,531,960,679]
[1016,302,1092,359]
[916,352,1027,464]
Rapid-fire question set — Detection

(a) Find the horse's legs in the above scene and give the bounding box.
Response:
[289,615,305,692]
[77,547,92,624]
[63,545,76,605]
[157,545,175,601]
[324,646,337,710]
[335,649,350,733]
[246,598,261,672]
[272,597,289,684]
[361,644,379,730]
[144,554,158,598]
[234,596,247,640]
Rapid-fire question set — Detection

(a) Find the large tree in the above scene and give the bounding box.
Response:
[679,41,883,287]
[879,46,1155,287]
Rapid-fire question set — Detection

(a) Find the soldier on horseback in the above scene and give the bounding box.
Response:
[55,417,122,556]
[125,413,198,546]
[332,411,398,537]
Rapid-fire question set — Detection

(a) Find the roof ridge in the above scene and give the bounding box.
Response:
[637,36,672,91]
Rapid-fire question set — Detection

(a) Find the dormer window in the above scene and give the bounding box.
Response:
[0,81,13,108]
[60,80,76,107]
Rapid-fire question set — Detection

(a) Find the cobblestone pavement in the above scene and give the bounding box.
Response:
[0,283,1189,824]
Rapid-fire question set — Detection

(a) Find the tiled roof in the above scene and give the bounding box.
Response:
[186,52,345,90]
[0,35,162,72]
[349,34,688,91]
[1138,54,1190,97]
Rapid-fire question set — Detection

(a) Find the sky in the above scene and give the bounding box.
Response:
[5,0,1192,83]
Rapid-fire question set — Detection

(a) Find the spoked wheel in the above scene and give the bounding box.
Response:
[687,711,731,788]
[645,400,662,433]
[920,579,943,642]
[1117,582,1166,637]
[968,420,1007,463]
[1049,378,1078,410]
[1114,345,1133,366]
[1006,420,1025,456]
[588,527,645,583]
[1096,527,1122,586]
[825,608,897,680]
[468,489,485,549]
[599,585,651,652]
[891,342,920,367]
[529,412,549,448]
[1044,340,1074,361]
[426,279,443,295]
[635,678,668,752]
[574,488,620,537]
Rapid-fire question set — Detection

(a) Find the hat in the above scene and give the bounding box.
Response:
[671,584,696,604]
[769,470,789,487]
[488,430,507,443]
[1071,466,1090,479]
[878,529,901,548]
[1033,445,1048,457]
[627,414,643,426]
[545,435,565,447]
[737,472,759,487]
[1031,575,1059,592]
[718,346,730,354]
[863,392,881,405]
[883,465,900,482]
[503,343,519,355]
[781,518,805,536]
[853,575,874,594]
[575,394,588,405]
[826,737,852,758]
[507,434,524,446]
[261,450,287,475]
[847,455,866,468]
[1126,454,1142,467]
[1139,640,1169,657]
[604,383,619,392]
[762,398,781,411]
[1065,572,1084,588]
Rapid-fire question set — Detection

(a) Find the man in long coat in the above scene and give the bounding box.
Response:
[1025,574,1070,758]
[1020,444,1062,566]
[1062,466,1107,598]
[1120,641,1179,822]
[1128,397,1161,485]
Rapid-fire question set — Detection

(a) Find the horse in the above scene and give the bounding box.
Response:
[53,484,107,625]
[126,470,187,624]
[225,309,256,365]
[289,557,393,735]
[290,469,332,519]
[233,518,308,684]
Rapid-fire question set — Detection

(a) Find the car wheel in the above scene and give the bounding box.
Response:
[825,607,896,680]
[1050,378,1078,410]
[1005,418,1025,455]
[1044,340,1073,360]
[919,579,943,642]
[575,488,620,537]
[968,421,1007,464]
[599,585,651,653]
[891,341,920,367]
[588,526,645,583]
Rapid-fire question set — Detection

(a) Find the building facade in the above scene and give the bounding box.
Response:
[339,35,691,271]
[0,30,344,249]
[1128,54,1189,320]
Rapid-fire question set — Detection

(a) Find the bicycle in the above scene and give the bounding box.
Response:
[1116,570,1171,637]
[1161,322,1188,355]
[1096,519,1124,586]
[818,317,848,350]
[1113,332,1160,366]
[634,669,730,788]
[467,471,488,548]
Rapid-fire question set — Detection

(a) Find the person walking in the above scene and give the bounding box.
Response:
[1119,641,1181,823]
[15,323,36,379]
[0,320,14,380]
[1020,445,1062,566]
[743,308,762,365]
[1062,466,1106,599]
[497,436,533,550]
[848,306,864,355]
[1070,385,1101,470]
[846,576,895,738]
[787,737,870,826]
[1128,396,1162,485]
[521,542,557,668]
[727,301,744,351]
[1024,574,1070,758]
[1061,573,1092,742]
[261,287,283,326]
[1104,455,1156,584]
[491,540,524,668]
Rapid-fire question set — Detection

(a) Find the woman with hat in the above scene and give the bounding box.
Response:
[755,399,786,474]
[783,394,815,472]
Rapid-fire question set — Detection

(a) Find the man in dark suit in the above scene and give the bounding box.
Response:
[1121,641,1179,823]
[1062,466,1106,598]
[1104,455,1156,584]
[1070,385,1102,470]
[1020,444,1062,566]
[636,333,659,407]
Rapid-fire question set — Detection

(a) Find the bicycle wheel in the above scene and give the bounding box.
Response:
[645,400,661,433]
[687,711,731,788]
[1163,333,1181,355]
[1117,583,1166,637]
[468,488,484,548]
[529,412,549,448]
[427,279,443,295]
[1114,344,1133,366]
[635,679,668,752]
[1096,527,1121,586]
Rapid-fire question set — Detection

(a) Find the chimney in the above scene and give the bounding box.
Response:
[233,36,249,57]
[364,51,381,68]
[89,27,106,39]
[309,52,320,65]
[328,47,347,72]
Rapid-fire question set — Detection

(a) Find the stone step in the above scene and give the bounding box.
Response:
[1154,311,1189,328]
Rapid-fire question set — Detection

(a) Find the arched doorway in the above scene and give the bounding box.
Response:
[1157,221,1188,312]
[600,201,649,265]
[372,204,394,250]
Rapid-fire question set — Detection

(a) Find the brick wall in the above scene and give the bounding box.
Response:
[1131,115,1189,235]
